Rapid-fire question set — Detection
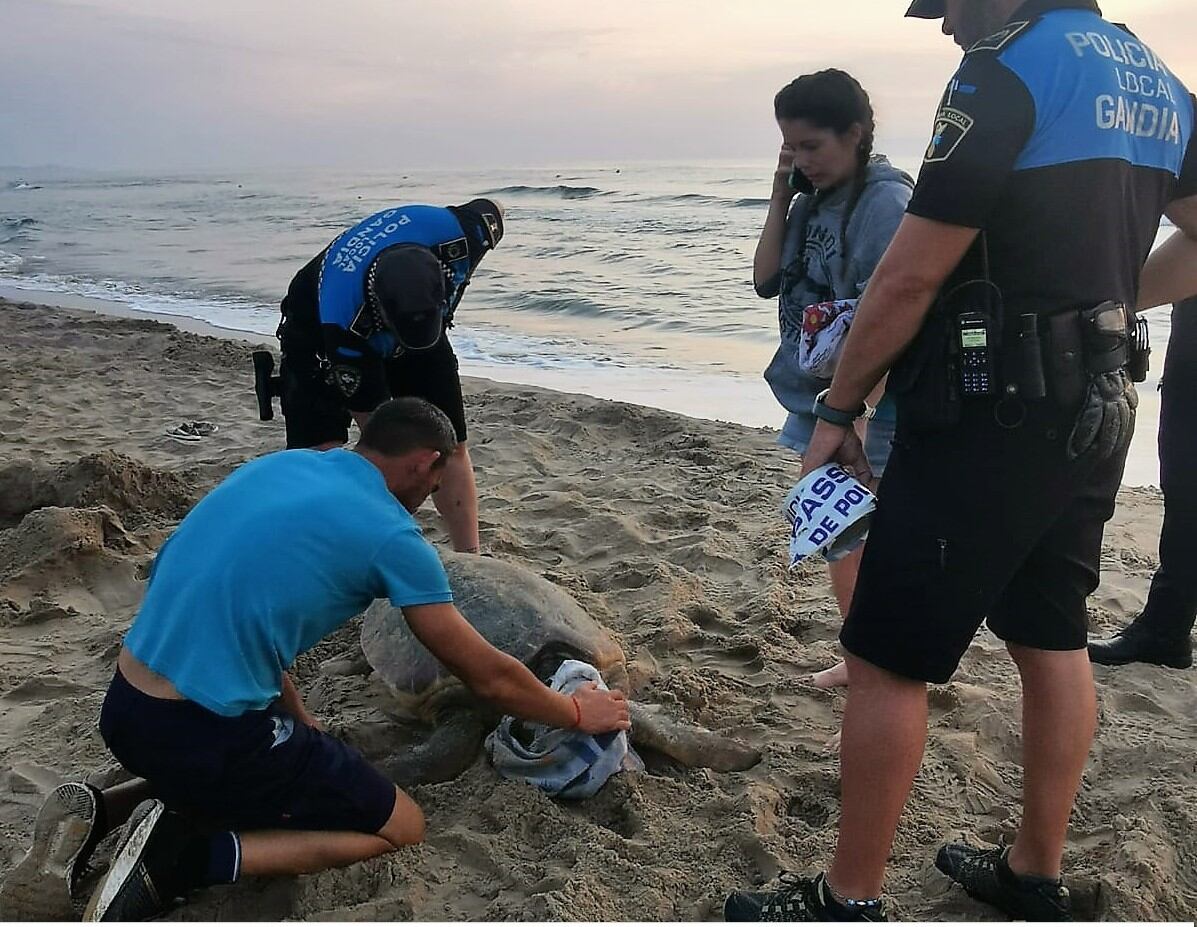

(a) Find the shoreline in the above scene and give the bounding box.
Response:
[0,283,783,433]
[1,284,1164,488]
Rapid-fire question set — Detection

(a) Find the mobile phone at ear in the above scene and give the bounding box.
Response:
[788,165,814,195]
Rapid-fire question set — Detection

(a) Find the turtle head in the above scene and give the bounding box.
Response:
[527,643,592,683]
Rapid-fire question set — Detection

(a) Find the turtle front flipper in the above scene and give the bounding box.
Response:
[628,702,761,772]
[379,710,493,786]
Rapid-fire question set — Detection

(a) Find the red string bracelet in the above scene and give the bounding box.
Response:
[570,695,582,729]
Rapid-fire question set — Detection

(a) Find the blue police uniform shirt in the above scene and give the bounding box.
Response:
[278,203,497,413]
[124,449,453,717]
[907,0,1197,315]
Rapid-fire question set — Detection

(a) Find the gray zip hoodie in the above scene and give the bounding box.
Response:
[761,155,913,415]
[758,154,914,308]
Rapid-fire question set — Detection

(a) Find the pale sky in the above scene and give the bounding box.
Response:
[1,0,1193,171]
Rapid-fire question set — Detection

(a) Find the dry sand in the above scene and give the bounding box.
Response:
[0,297,1194,921]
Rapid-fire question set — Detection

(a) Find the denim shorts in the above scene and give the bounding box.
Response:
[778,398,898,477]
[99,669,396,834]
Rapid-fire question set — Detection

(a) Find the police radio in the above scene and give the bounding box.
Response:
[956,311,996,396]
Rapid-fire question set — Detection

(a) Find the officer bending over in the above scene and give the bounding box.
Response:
[268,200,504,554]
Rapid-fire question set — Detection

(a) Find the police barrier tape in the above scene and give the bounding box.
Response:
[781,464,877,567]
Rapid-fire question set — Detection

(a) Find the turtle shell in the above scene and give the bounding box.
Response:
[361,552,625,697]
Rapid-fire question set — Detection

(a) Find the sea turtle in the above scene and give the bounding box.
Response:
[361,552,762,786]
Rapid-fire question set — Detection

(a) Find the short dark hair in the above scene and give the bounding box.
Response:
[358,398,457,459]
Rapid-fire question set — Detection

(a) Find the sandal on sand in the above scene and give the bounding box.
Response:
[165,421,219,443]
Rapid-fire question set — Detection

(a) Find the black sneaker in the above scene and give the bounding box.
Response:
[935,843,1071,921]
[1087,625,1192,668]
[0,781,104,921]
[82,800,195,922]
[724,872,887,922]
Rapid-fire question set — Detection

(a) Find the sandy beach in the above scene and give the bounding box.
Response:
[0,296,1194,921]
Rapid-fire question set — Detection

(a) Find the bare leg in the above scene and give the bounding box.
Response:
[240,786,424,876]
[99,779,156,835]
[810,547,865,689]
[826,654,927,899]
[1006,645,1096,880]
[432,442,480,553]
[829,546,863,617]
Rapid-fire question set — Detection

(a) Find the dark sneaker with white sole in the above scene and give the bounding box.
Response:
[935,843,1072,921]
[83,799,195,922]
[724,872,887,921]
[0,781,104,921]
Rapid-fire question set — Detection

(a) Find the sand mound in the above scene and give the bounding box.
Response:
[0,506,146,621]
[0,452,196,528]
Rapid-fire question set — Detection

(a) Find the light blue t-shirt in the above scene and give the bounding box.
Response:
[125,449,452,717]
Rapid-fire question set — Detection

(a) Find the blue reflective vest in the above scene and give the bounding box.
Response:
[318,205,474,356]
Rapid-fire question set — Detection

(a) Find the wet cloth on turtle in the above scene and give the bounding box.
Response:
[485,660,642,799]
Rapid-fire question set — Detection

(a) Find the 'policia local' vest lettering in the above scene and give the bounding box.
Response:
[907,0,1196,316]
[997,10,1193,175]
[317,205,473,355]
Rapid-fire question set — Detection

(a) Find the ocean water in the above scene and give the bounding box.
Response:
[0,164,1177,485]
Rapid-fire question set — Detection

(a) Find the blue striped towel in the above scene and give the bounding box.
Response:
[484,659,642,800]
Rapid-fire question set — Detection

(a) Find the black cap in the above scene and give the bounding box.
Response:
[906,0,945,17]
[368,244,447,352]
[454,198,505,250]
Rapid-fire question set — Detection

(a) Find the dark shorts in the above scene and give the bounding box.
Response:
[279,335,467,449]
[99,669,396,834]
[840,398,1130,684]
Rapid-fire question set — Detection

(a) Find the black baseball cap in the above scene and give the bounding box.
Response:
[368,244,447,351]
[452,197,505,251]
[906,0,945,17]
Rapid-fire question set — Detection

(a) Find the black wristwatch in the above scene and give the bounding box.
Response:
[812,388,873,426]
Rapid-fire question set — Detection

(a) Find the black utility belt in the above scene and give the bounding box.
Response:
[889,292,1149,432]
[1028,302,1149,411]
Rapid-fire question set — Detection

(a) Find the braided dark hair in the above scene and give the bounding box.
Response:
[774,69,876,259]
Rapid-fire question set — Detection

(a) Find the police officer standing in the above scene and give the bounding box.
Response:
[270,200,504,554]
[1089,296,1197,669]
[725,0,1196,920]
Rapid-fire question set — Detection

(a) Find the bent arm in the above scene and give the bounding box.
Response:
[754,196,794,297]
[825,215,980,411]
[401,602,579,728]
[1138,195,1197,311]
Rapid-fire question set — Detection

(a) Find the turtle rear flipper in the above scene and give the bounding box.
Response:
[628,702,761,772]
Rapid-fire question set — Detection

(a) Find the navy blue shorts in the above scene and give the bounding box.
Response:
[99,670,396,835]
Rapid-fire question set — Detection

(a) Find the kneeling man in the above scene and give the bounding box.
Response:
[0,398,629,922]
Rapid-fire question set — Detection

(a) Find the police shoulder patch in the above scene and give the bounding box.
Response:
[437,237,469,263]
[924,107,975,163]
[967,20,1029,53]
[331,364,362,397]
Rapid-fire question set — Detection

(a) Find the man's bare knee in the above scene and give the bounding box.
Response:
[378,787,425,849]
[844,653,926,693]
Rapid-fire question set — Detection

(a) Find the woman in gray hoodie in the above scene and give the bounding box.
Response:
[755,69,913,689]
